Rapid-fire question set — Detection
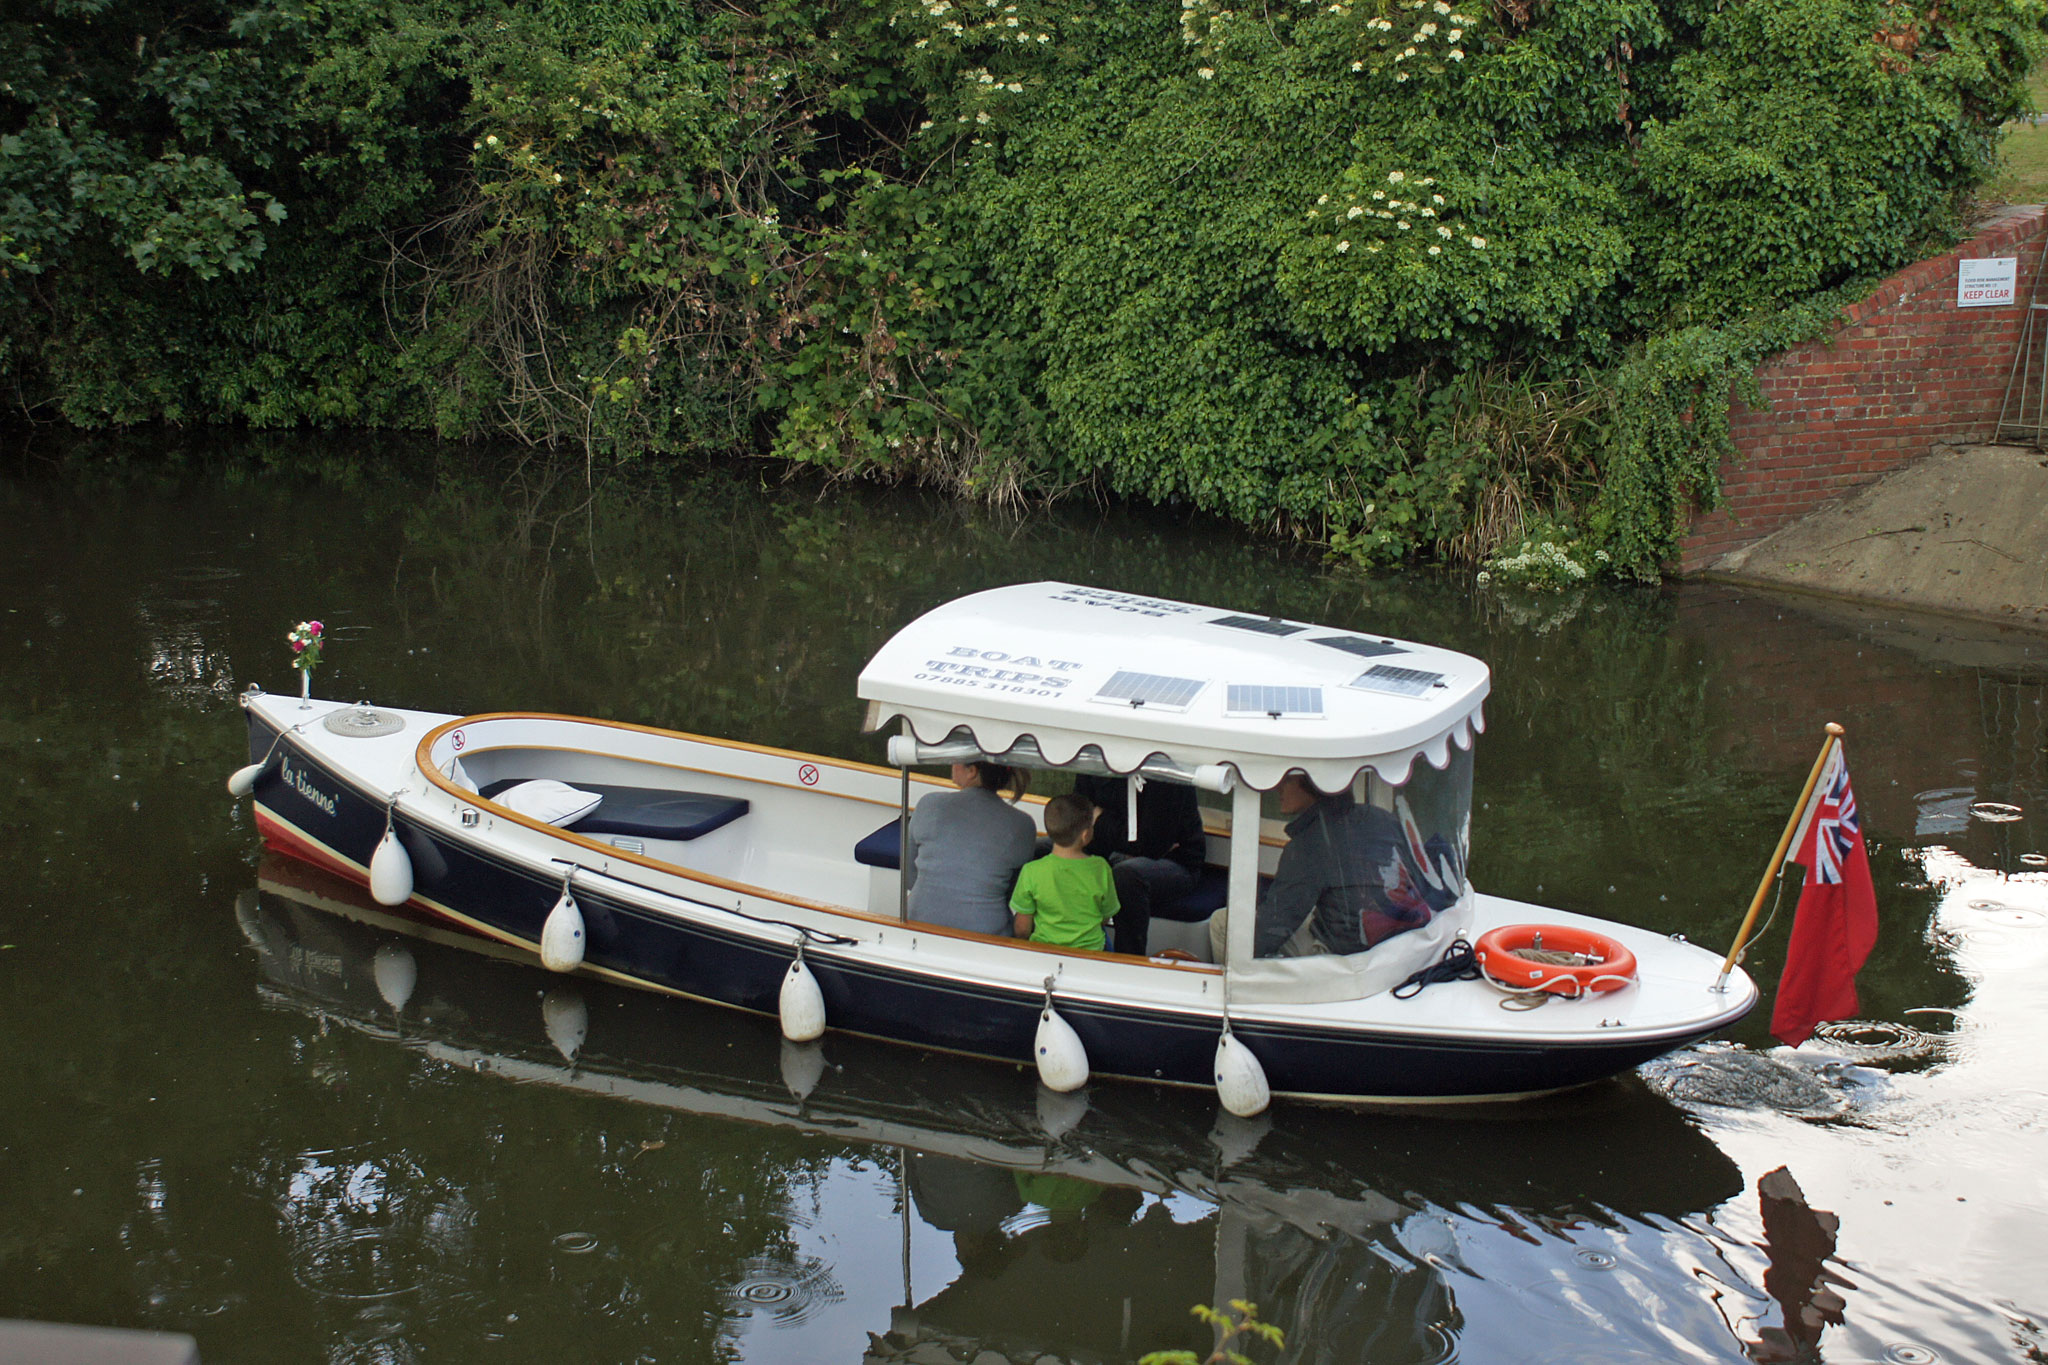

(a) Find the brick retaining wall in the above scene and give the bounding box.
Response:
[1677,204,2048,572]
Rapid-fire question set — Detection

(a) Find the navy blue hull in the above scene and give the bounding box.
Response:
[246,714,1715,1101]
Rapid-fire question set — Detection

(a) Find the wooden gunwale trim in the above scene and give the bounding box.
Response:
[424,741,948,809]
[403,715,1220,974]
[419,710,932,783]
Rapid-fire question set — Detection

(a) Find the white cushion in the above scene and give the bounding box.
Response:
[449,757,479,793]
[494,779,602,827]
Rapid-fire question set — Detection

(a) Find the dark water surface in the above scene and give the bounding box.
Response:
[2,434,2046,1364]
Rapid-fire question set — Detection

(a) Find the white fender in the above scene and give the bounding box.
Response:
[1035,1083,1089,1141]
[369,830,414,906]
[779,1038,828,1101]
[227,763,264,798]
[233,890,270,951]
[778,954,827,1042]
[539,887,586,972]
[1207,1109,1272,1166]
[1034,1005,1089,1093]
[542,988,588,1063]
[372,943,417,1013]
[1214,1028,1271,1117]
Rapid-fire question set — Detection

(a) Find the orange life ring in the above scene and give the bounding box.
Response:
[1473,924,1638,997]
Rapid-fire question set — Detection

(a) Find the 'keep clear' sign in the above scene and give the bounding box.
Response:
[1958,257,2018,308]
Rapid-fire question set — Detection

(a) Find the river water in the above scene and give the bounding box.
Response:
[1,433,2045,1364]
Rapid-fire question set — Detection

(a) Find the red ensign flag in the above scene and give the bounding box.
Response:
[1771,744,1880,1047]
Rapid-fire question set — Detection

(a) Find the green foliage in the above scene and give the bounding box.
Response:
[3,0,2046,573]
[1140,1300,1285,1365]
[1479,522,1609,589]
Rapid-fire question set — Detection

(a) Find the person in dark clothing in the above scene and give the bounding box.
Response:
[1252,774,1459,956]
[1070,773,1207,955]
[1207,772,1462,960]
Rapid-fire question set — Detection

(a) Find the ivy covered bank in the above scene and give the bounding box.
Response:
[3,0,2043,576]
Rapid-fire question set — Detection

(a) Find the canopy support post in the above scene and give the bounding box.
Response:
[1225,781,1260,971]
[897,750,911,923]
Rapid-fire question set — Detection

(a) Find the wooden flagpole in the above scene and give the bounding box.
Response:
[1716,723,1844,989]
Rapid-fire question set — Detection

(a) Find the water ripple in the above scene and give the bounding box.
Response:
[1808,1019,1938,1064]
[1639,1046,1851,1117]
[724,1253,843,1328]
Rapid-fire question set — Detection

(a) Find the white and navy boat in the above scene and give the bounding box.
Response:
[232,582,1756,1109]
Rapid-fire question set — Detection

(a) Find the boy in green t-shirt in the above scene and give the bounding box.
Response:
[1011,793,1122,951]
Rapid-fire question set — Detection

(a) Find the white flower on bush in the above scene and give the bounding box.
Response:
[1347,205,1364,219]
[1486,539,1591,589]
[1198,66,1214,77]
[1337,240,1350,252]
[1387,170,1405,183]
[1447,27,1462,39]
[1431,193,1445,205]
[1351,60,1364,71]
[1395,71,1408,80]
[1469,235,1486,248]
[1427,244,1441,255]
[1397,219,1409,229]
[1418,21,1437,35]
[1436,224,1452,237]
[1448,48,1463,59]
[1365,241,1381,252]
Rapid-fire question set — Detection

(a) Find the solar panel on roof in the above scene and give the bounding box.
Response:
[1347,664,1443,697]
[1091,671,1207,711]
[1310,635,1407,660]
[1225,685,1324,718]
[1210,614,1306,637]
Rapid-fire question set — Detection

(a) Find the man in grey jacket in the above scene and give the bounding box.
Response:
[1211,772,1456,960]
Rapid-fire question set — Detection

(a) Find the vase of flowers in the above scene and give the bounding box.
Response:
[289,620,324,708]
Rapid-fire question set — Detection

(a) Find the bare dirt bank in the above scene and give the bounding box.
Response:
[1697,443,2048,634]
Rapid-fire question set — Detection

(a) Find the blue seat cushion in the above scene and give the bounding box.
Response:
[479,780,748,841]
[1156,864,1228,921]
[1152,866,1272,922]
[855,818,903,870]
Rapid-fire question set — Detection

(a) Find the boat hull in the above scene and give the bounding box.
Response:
[245,707,1750,1103]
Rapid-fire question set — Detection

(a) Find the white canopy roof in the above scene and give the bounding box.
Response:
[858,582,1488,791]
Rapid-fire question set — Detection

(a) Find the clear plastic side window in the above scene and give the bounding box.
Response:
[1259,744,1473,957]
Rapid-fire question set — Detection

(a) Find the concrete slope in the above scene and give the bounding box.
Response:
[1703,443,2048,633]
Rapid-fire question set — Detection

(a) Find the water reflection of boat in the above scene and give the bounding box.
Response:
[242,857,1747,1364]
[235,583,1755,1106]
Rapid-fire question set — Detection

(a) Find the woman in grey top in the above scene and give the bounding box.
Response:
[903,762,1035,936]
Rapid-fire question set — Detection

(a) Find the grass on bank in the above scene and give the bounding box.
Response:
[1985,59,2048,204]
